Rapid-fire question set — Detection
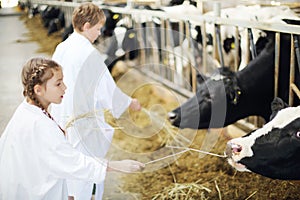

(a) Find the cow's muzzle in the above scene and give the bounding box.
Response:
[225,142,242,158]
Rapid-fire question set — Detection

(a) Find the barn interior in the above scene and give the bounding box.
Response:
[1,0,300,199]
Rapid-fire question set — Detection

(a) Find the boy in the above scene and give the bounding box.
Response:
[51,3,142,200]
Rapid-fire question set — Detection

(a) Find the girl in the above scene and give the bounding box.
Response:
[0,58,144,200]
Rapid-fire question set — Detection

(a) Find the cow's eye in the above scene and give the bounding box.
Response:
[296,131,300,138]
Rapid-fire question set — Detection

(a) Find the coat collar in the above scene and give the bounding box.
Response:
[71,31,91,46]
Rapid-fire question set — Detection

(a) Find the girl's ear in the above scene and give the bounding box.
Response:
[33,85,44,97]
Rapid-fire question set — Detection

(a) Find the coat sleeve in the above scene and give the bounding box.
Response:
[90,51,132,118]
[34,118,107,184]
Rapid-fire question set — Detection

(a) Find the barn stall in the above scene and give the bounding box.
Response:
[18,0,300,199]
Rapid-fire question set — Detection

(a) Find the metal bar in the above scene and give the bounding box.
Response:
[166,19,174,82]
[140,68,194,98]
[245,28,250,65]
[160,18,166,79]
[289,35,295,106]
[202,21,207,74]
[274,33,280,98]
[291,83,300,100]
[184,21,191,90]
[293,35,300,74]
[149,21,160,73]
[185,21,197,93]
[138,23,146,67]
[215,24,224,67]
[248,28,257,58]
[234,26,239,71]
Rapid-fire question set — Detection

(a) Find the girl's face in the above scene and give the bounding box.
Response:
[83,21,103,43]
[38,69,66,108]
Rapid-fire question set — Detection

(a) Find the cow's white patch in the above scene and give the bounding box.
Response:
[229,106,300,163]
[227,159,250,172]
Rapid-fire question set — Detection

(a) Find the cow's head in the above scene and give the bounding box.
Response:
[168,32,282,129]
[101,8,121,37]
[223,36,235,54]
[226,103,300,180]
[168,67,241,129]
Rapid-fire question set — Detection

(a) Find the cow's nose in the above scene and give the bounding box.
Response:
[225,142,242,157]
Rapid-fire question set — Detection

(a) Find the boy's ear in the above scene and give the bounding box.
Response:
[83,22,91,31]
[33,85,44,96]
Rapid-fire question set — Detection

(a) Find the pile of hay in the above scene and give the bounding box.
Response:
[20,14,62,55]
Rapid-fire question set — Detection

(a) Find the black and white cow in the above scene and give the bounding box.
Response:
[41,6,60,28]
[103,26,140,71]
[225,98,300,180]
[168,31,300,129]
[47,10,65,35]
[101,8,123,37]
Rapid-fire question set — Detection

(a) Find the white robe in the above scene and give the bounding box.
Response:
[0,101,107,200]
[51,32,131,199]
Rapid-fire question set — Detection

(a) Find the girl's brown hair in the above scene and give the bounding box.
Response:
[21,57,61,110]
[72,3,106,32]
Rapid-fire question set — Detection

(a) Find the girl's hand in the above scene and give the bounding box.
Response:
[129,98,141,111]
[107,160,145,173]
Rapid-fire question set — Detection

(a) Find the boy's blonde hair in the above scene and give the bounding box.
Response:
[72,3,106,32]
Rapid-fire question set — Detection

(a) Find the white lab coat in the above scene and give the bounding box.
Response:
[51,32,132,199]
[0,100,107,200]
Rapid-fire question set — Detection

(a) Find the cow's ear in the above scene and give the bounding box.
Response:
[269,97,289,120]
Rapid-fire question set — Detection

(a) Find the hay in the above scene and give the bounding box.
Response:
[151,181,212,200]
[20,14,62,55]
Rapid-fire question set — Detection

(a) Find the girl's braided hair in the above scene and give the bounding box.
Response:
[21,58,61,110]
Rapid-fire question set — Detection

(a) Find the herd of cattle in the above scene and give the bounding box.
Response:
[22,1,300,180]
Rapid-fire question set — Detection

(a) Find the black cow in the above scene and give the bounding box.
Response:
[168,31,300,129]
[225,98,300,180]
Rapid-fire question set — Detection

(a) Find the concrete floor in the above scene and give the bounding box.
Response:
[0,9,49,134]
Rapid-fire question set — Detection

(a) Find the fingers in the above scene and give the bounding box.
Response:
[130,161,145,172]
[130,98,142,111]
[121,160,145,173]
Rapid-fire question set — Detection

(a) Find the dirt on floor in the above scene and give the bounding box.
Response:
[22,13,300,200]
